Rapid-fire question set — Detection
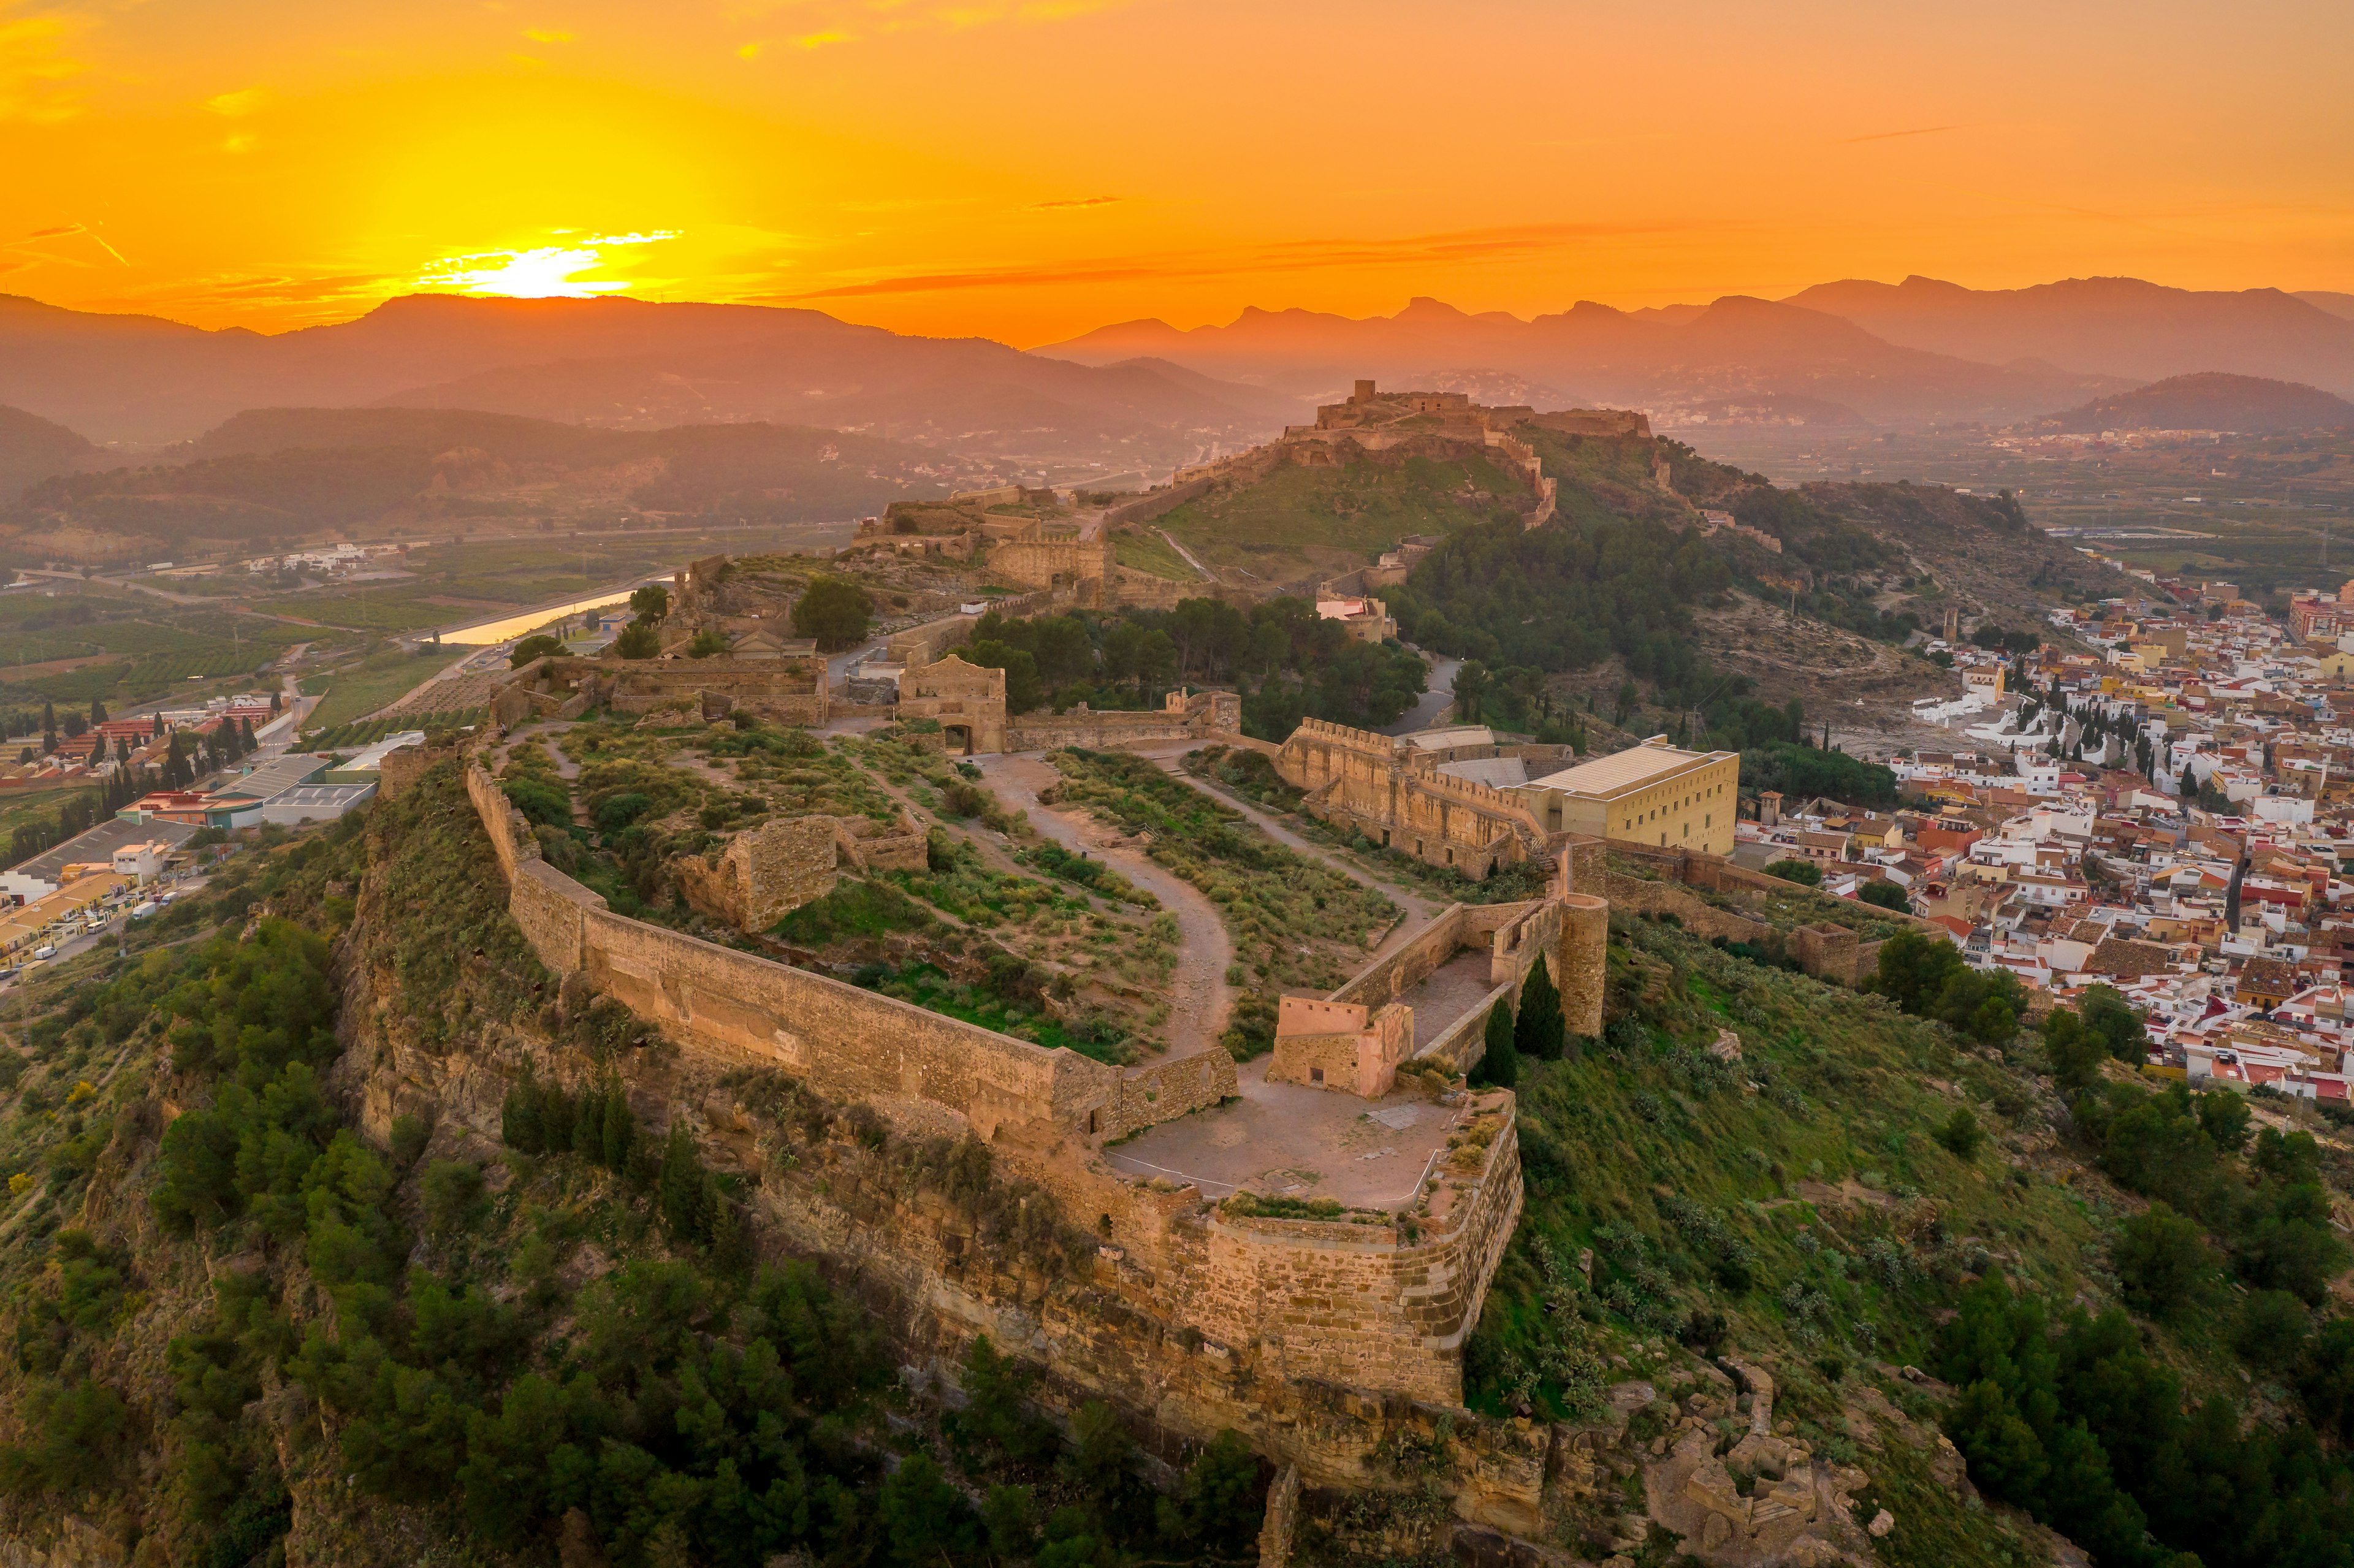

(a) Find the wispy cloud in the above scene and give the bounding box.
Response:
[204,86,267,116]
[1032,195,1122,210]
[0,7,83,123]
[783,219,1678,300]
[524,26,574,43]
[4,219,124,268]
[1844,124,1957,143]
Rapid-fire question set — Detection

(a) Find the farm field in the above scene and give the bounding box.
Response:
[300,644,474,731]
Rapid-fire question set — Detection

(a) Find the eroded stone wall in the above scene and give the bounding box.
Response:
[1276,718,1543,876]
[454,753,1513,1424]
[676,816,839,932]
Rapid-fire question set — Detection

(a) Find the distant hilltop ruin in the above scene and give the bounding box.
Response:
[1289,378,1652,448]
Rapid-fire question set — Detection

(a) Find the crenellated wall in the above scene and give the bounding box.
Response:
[452,753,1536,1415]
[1276,718,1545,877]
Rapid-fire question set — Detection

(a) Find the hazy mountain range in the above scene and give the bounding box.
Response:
[1043,277,2354,430]
[4,275,2354,503]
[0,292,1300,453]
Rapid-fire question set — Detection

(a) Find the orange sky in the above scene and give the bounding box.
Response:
[6,0,2352,343]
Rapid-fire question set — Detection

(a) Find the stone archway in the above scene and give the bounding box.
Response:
[944,723,974,756]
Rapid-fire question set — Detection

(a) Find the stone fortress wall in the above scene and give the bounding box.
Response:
[1274,717,1550,877]
[454,751,1534,1417]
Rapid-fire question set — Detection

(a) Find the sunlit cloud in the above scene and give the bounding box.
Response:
[0,9,83,123]
[205,87,267,116]
[409,230,682,298]
[734,39,763,58]
[222,132,256,154]
[525,26,574,43]
[795,28,851,48]
[1032,195,1122,210]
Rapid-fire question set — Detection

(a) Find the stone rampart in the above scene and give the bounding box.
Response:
[1277,720,1542,877]
[1185,1112,1522,1405]
[1102,475,1218,528]
[453,753,1509,1431]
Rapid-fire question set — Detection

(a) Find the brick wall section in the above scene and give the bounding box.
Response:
[1328,900,1551,1013]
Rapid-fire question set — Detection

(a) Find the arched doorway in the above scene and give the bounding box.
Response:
[945,723,973,756]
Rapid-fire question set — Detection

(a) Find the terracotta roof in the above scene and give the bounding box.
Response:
[2084,936,2184,980]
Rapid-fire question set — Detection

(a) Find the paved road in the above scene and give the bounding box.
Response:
[1382,648,1463,736]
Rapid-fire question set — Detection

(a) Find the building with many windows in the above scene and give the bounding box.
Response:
[1513,736,1740,854]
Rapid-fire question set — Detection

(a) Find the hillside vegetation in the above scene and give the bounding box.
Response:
[0,769,1272,1567]
[1153,450,1531,586]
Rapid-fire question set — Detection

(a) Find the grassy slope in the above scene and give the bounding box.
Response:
[1155,452,1528,580]
[1109,525,1197,582]
[1474,911,2288,1568]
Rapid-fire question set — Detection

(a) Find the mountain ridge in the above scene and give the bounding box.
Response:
[2030,371,2354,434]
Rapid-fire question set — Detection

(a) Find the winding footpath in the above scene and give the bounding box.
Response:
[978,753,1234,1060]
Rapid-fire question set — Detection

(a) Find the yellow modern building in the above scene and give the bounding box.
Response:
[1514,736,1740,854]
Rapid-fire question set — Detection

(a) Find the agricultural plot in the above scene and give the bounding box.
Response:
[306,708,484,749]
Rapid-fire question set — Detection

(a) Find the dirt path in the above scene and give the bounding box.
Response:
[1127,745,1446,959]
[980,753,1232,1061]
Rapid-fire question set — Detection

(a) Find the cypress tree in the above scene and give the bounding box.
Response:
[600,1094,635,1171]
[1474,997,1519,1086]
[658,1122,706,1240]
[1515,954,1565,1062]
[573,1085,606,1156]
[501,1078,546,1152]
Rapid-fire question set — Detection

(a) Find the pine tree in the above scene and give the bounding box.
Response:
[40,700,53,735]
[1474,997,1519,1086]
[1514,954,1566,1062]
[88,698,105,725]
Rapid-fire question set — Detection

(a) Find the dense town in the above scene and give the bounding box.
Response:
[1742,569,2354,1109]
